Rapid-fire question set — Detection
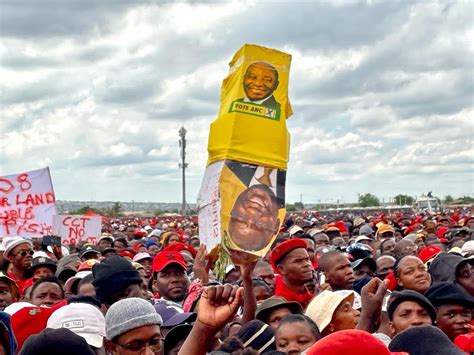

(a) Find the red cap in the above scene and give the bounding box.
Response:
[78,259,100,271]
[152,251,187,273]
[418,245,442,263]
[436,227,449,239]
[269,238,307,270]
[305,329,407,355]
[134,230,147,238]
[11,304,61,350]
[118,250,135,259]
[163,242,197,258]
[335,221,348,233]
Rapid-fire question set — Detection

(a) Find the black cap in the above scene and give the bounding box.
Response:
[92,255,142,304]
[389,325,464,354]
[19,328,95,355]
[79,245,100,258]
[425,282,474,308]
[163,324,193,354]
[387,289,436,322]
[26,257,57,278]
[351,257,376,273]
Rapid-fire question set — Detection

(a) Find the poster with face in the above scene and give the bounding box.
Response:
[198,44,292,274]
[207,44,293,170]
[197,160,286,259]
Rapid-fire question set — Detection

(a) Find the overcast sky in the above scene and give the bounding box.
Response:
[1,0,473,204]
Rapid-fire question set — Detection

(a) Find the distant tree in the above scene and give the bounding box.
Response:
[444,195,454,204]
[105,202,123,217]
[358,193,380,207]
[286,203,296,212]
[459,196,474,204]
[68,205,104,215]
[393,194,414,205]
[294,202,304,210]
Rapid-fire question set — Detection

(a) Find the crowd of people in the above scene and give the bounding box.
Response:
[0,208,473,354]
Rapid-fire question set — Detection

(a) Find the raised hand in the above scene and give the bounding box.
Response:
[197,284,243,330]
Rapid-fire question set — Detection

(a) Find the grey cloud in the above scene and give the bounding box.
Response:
[0,1,131,39]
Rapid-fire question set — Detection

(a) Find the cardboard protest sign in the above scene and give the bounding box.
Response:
[198,44,292,278]
[52,215,101,245]
[0,167,56,238]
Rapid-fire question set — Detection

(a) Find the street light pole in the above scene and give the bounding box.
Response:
[179,127,188,216]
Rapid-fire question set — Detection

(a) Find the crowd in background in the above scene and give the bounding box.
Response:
[1,207,473,354]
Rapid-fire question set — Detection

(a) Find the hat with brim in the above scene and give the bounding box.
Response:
[351,257,377,273]
[355,236,372,243]
[305,290,354,333]
[163,324,193,355]
[101,247,117,256]
[26,257,57,278]
[387,290,436,322]
[2,237,32,259]
[255,296,303,322]
[0,271,19,300]
[79,246,100,258]
[152,251,187,273]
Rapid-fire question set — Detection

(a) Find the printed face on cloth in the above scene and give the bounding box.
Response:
[243,62,279,102]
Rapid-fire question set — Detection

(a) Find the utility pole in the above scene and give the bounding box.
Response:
[179,127,188,215]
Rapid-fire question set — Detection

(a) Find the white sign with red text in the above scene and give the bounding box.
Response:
[0,167,56,238]
[52,215,101,245]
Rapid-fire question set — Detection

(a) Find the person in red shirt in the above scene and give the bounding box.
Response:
[269,238,314,309]
[3,236,33,294]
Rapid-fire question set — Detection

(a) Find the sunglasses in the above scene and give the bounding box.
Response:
[15,250,34,257]
[117,336,164,352]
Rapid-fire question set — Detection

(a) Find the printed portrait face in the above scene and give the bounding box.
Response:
[243,62,279,101]
[228,184,280,251]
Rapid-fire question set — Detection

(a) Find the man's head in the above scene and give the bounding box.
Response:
[92,255,143,307]
[351,257,376,281]
[318,250,355,291]
[97,235,114,251]
[28,257,57,281]
[243,62,279,101]
[255,296,303,330]
[4,236,33,270]
[387,289,436,336]
[394,239,417,259]
[0,272,18,311]
[425,282,474,341]
[229,184,280,251]
[270,239,313,285]
[152,251,189,303]
[252,259,276,292]
[376,255,395,280]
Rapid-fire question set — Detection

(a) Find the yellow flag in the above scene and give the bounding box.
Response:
[207,44,292,170]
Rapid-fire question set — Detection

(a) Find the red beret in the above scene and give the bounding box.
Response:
[270,238,307,269]
[163,242,197,258]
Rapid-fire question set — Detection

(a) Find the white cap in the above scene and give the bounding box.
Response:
[335,290,362,310]
[47,303,106,348]
[33,251,49,259]
[288,225,304,236]
[133,252,152,263]
[461,241,474,256]
[2,236,32,258]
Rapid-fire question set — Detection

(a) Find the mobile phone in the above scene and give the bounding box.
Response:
[42,235,61,247]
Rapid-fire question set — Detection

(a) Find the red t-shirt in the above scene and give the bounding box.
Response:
[8,271,32,296]
[274,274,314,309]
